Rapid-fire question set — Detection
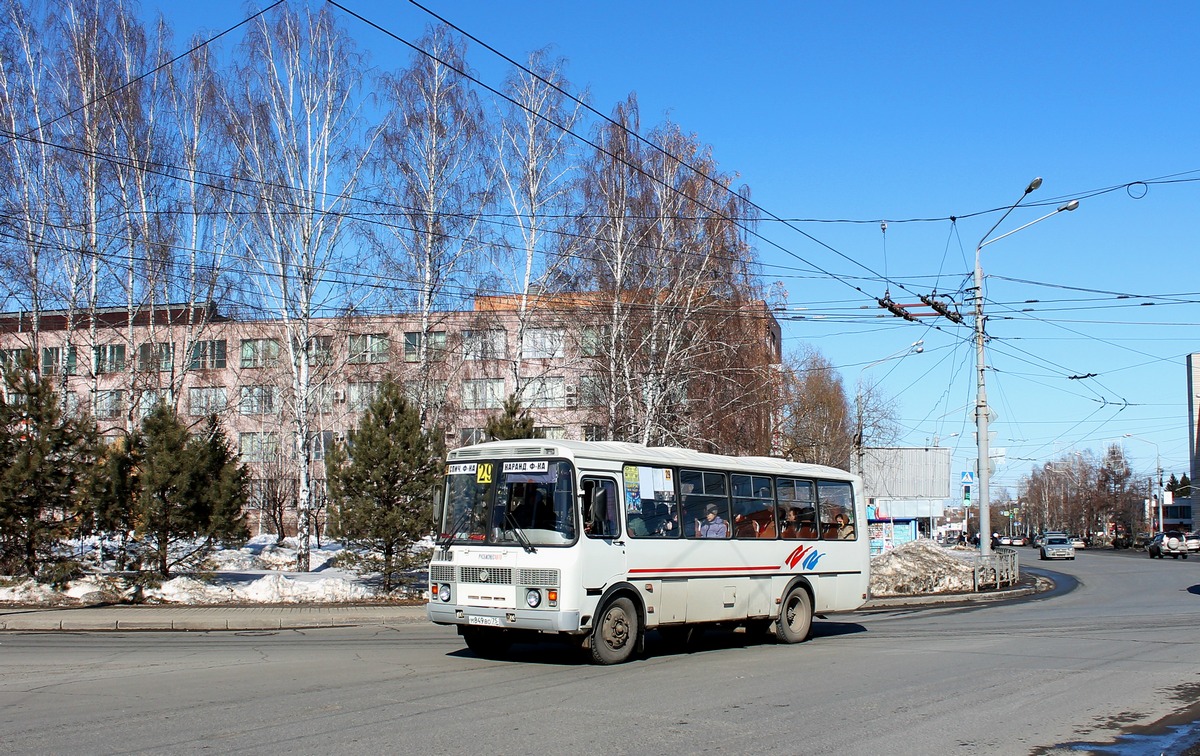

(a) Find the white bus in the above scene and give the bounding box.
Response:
[427,439,869,664]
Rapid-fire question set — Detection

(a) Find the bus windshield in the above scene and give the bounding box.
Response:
[439,459,577,546]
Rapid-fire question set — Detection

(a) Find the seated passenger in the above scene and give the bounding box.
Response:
[836,512,856,540]
[627,512,649,537]
[697,503,727,538]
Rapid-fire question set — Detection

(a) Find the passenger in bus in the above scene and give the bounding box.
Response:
[836,512,856,540]
[655,504,679,537]
[627,509,649,537]
[697,503,727,538]
[780,507,799,539]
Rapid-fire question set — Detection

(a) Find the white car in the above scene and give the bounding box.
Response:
[1040,536,1075,561]
[1187,533,1200,553]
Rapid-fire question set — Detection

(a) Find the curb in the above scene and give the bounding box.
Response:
[0,605,429,632]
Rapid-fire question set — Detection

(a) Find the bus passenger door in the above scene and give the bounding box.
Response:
[580,477,626,593]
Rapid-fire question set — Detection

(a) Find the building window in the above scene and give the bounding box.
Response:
[583,424,607,442]
[348,381,380,412]
[239,385,279,415]
[61,391,83,418]
[349,333,389,364]
[522,327,565,359]
[462,378,504,410]
[189,386,228,416]
[138,389,173,418]
[403,330,446,362]
[462,329,506,361]
[138,342,174,372]
[521,376,566,408]
[0,348,31,369]
[579,375,605,407]
[239,432,279,462]
[94,344,125,374]
[580,326,605,357]
[190,339,227,370]
[94,389,125,420]
[311,430,335,461]
[534,426,566,440]
[240,338,281,368]
[460,427,488,445]
[312,384,337,414]
[309,335,334,366]
[402,379,447,407]
[41,346,77,376]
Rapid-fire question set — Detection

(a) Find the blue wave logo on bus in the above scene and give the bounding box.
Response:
[783,545,824,571]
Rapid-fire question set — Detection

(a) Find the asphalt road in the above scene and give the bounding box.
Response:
[2,547,1199,755]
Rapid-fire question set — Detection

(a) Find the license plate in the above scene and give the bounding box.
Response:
[468,615,502,627]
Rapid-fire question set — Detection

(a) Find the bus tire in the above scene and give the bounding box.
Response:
[774,585,813,644]
[590,596,638,665]
[462,628,512,659]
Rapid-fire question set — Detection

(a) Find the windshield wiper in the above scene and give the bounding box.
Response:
[437,509,474,550]
[504,511,537,554]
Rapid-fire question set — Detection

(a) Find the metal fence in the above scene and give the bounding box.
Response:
[974,546,1019,590]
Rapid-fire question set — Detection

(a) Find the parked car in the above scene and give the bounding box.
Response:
[1040,536,1076,561]
[998,535,1012,546]
[1070,536,1086,549]
[1133,532,1152,550]
[1147,532,1190,559]
[1010,535,1027,547]
[1186,532,1200,553]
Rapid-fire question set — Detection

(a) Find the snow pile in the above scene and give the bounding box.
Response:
[0,536,427,606]
[870,539,977,596]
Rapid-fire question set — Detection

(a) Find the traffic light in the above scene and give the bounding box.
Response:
[963,484,972,503]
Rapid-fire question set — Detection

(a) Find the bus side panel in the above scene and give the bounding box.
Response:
[812,574,838,613]
[746,576,773,618]
[657,579,688,624]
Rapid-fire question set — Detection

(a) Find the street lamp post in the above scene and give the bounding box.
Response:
[975,179,1078,556]
[1123,434,1163,531]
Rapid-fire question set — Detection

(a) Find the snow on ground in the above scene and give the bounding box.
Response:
[2,535,979,605]
[0,535,428,605]
[869,539,978,596]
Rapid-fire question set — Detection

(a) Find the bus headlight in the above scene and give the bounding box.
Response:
[438,584,452,602]
[525,589,542,608]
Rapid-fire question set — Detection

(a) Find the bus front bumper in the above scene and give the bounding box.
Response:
[428,603,583,634]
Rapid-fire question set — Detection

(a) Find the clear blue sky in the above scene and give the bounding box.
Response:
[143,0,1200,495]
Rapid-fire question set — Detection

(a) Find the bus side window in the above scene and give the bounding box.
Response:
[583,478,618,538]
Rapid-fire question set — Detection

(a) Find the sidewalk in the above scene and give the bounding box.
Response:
[0,578,1042,632]
[0,603,429,632]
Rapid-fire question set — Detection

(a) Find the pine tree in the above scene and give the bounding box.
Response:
[1179,474,1192,498]
[134,405,248,578]
[0,363,99,579]
[325,379,443,591]
[485,393,535,441]
[187,415,250,550]
[85,436,139,571]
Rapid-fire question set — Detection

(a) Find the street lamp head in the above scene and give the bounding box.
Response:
[1060,200,1080,212]
[1025,177,1043,194]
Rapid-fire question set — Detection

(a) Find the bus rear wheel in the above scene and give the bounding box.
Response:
[774,585,813,644]
[590,597,638,664]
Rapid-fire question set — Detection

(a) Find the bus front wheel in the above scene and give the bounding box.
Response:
[590,596,639,664]
[774,586,813,644]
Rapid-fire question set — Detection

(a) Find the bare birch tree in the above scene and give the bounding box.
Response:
[489,48,583,393]
[227,4,370,570]
[369,25,489,432]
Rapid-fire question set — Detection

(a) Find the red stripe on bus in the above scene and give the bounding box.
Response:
[628,565,779,574]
